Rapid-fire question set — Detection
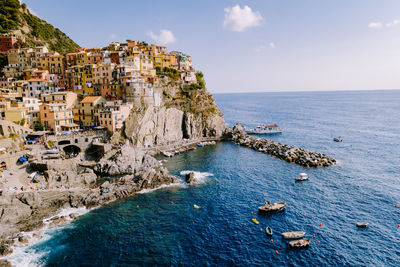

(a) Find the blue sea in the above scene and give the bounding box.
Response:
[12,90,400,266]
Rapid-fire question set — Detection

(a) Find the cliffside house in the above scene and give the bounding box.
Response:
[39,103,78,133]
[76,96,106,128]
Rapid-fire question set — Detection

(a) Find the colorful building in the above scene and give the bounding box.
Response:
[99,101,132,132]
[76,96,106,127]
[0,34,25,52]
[39,103,77,132]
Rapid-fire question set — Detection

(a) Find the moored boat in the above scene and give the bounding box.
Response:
[258,201,286,213]
[356,222,369,228]
[333,137,342,142]
[281,231,306,239]
[252,218,259,225]
[288,238,310,248]
[266,226,273,236]
[246,124,283,134]
[295,173,309,181]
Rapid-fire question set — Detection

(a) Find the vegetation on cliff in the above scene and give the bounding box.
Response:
[0,0,79,54]
[161,74,222,117]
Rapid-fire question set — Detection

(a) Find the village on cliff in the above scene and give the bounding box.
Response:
[0,34,198,134]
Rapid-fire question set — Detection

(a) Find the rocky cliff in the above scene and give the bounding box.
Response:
[123,77,226,148]
[0,144,177,258]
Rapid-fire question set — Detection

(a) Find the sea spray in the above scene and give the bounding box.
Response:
[4,207,90,266]
[180,170,214,184]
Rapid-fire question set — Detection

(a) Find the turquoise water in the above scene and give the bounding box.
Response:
[22,90,400,266]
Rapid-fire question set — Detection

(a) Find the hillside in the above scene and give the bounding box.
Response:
[0,0,79,54]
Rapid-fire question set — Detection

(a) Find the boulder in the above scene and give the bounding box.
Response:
[185,172,196,184]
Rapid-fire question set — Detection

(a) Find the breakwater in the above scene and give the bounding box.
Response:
[225,124,336,167]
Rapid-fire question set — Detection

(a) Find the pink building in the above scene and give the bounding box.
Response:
[98,102,132,132]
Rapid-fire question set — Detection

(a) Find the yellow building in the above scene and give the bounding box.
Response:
[76,96,106,127]
[153,54,177,69]
[39,53,65,75]
[68,65,95,95]
[4,101,28,127]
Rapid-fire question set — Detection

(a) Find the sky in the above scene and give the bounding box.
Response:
[23,0,400,93]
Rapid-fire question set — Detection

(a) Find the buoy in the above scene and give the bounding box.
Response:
[260,228,262,232]
[303,214,306,216]
[252,218,259,225]
[398,224,400,228]
[194,204,200,209]
[275,250,278,254]
[270,239,273,242]
[313,234,316,237]
[320,223,323,226]
[395,205,398,207]
[192,221,194,224]
[291,206,294,209]
[317,241,320,244]
[251,211,253,214]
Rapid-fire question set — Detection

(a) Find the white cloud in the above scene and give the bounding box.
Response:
[269,42,276,49]
[254,42,276,53]
[368,22,383,29]
[223,5,263,32]
[386,19,400,27]
[147,29,176,45]
[369,19,400,29]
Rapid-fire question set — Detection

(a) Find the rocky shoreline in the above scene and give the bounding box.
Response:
[0,144,178,264]
[225,124,336,167]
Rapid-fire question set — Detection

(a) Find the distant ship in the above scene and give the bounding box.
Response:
[246,124,283,134]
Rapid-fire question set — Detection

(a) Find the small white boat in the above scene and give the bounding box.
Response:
[296,173,309,181]
[282,231,306,239]
[333,137,343,142]
[246,124,283,134]
[288,238,310,248]
[356,222,369,228]
[163,151,174,157]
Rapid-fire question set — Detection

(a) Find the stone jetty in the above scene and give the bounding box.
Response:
[225,124,336,167]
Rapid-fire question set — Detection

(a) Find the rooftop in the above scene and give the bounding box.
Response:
[81,96,102,103]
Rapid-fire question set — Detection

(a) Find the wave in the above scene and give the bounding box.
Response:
[3,207,91,267]
[137,181,184,194]
[179,170,214,184]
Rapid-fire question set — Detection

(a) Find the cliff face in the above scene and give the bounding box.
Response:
[123,77,226,148]
[0,0,79,54]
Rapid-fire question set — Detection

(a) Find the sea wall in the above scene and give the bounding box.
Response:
[226,124,336,167]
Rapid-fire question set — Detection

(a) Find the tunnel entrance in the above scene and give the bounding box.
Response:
[58,140,71,146]
[63,145,81,158]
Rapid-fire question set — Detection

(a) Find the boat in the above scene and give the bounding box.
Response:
[288,238,310,248]
[246,124,283,134]
[333,137,343,142]
[163,151,174,157]
[356,222,369,228]
[266,226,273,236]
[258,201,286,213]
[252,218,259,225]
[296,173,309,181]
[281,231,306,239]
[193,204,200,209]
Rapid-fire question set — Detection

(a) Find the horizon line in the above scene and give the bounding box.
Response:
[211,88,400,95]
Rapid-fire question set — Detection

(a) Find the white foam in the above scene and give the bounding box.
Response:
[3,207,91,266]
[180,170,214,184]
[137,181,184,194]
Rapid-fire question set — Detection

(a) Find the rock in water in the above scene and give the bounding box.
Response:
[185,172,197,184]
[0,259,12,267]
